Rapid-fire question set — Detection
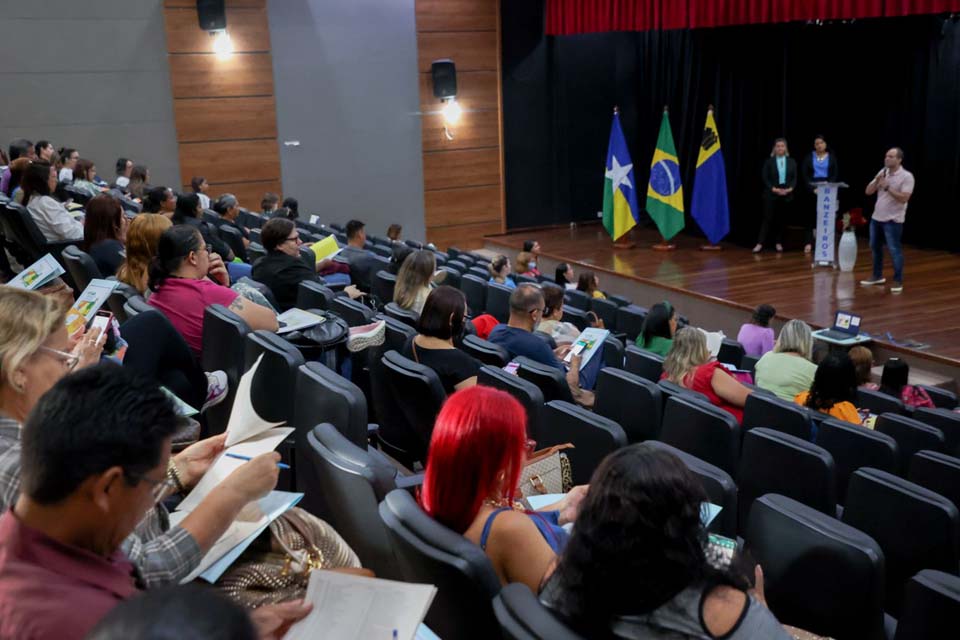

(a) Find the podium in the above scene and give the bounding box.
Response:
[811,181,848,268]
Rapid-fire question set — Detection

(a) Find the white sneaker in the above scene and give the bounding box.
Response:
[202,370,229,412]
[890,282,903,294]
[860,277,886,286]
[347,320,386,353]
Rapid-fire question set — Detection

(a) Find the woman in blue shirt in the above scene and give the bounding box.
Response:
[800,135,840,254]
[754,138,796,254]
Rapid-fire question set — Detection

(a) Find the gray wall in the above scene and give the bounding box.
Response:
[268,0,425,241]
[0,0,180,188]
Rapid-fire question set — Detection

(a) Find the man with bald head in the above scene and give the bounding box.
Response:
[862,147,914,294]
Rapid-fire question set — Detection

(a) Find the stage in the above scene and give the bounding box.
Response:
[484,223,960,381]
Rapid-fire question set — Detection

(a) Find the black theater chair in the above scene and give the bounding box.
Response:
[742,392,814,441]
[615,305,647,343]
[460,274,488,316]
[716,339,746,368]
[594,368,662,443]
[292,361,370,450]
[624,344,664,382]
[460,335,510,367]
[439,266,460,289]
[371,270,397,306]
[380,350,447,463]
[745,495,887,640]
[329,295,376,327]
[493,583,586,640]
[601,334,624,369]
[842,467,960,616]
[540,400,627,485]
[912,407,960,456]
[379,489,501,640]
[858,387,907,416]
[384,302,419,328]
[917,385,958,410]
[894,570,960,640]
[560,306,588,331]
[201,304,252,436]
[738,428,836,533]
[740,354,760,376]
[660,395,740,476]
[246,242,266,263]
[815,417,899,503]
[875,413,946,472]
[563,289,591,312]
[515,356,574,404]
[296,280,335,311]
[908,450,960,512]
[590,297,619,331]
[657,379,710,409]
[477,365,544,441]
[61,245,101,292]
[376,313,417,354]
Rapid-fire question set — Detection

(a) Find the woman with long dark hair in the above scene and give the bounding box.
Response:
[127,164,149,199]
[81,195,128,275]
[190,176,210,209]
[142,186,176,217]
[795,351,861,424]
[878,357,934,409]
[22,161,82,242]
[554,263,576,290]
[576,271,605,299]
[637,300,678,356]
[71,159,103,198]
[394,250,436,315]
[542,444,790,639]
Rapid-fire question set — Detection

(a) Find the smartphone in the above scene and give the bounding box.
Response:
[706,533,737,569]
[89,310,113,335]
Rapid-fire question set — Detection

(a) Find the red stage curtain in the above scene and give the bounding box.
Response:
[545,0,960,35]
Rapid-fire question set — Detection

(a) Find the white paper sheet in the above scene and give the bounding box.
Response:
[284,571,437,640]
[224,354,285,447]
[277,308,325,334]
[698,328,726,358]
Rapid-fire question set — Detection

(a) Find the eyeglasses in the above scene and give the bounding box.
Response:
[284,234,302,245]
[37,346,79,372]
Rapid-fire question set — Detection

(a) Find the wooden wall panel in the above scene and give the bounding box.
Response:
[423,148,500,190]
[168,53,274,98]
[415,0,497,31]
[425,185,501,227]
[417,31,498,73]
[178,139,280,185]
[164,6,271,53]
[421,110,500,152]
[173,96,277,142]
[427,221,503,251]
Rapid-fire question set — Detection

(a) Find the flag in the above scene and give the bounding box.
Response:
[691,108,730,245]
[646,110,685,241]
[602,111,640,241]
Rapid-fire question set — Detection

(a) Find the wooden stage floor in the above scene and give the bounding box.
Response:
[485,224,960,363]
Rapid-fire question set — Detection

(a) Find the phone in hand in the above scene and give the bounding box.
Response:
[88,310,113,336]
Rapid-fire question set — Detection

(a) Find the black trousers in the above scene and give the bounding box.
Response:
[758,194,792,246]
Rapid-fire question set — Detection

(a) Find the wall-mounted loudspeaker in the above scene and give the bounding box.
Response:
[197,0,227,31]
[431,59,457,99]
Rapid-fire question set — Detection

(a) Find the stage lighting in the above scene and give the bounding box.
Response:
[212,29,233,59]
[441,98,462,126]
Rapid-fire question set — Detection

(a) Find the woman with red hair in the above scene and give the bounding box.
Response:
[420,385,585,592]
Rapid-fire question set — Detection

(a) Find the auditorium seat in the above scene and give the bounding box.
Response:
[660,395,740,476]
[217,224,246,262]
[370,244,392,259]
[607,294,631,307]
[740,354,760,375]
[477,365,545,441]
[894,570,960,640]
[61,245,100,292]
[105,282,141,324]
[201,304,251,436]
[908,450,960,512]
[590,297,619,331]
[123,295,152,318]
[296,280,335,311]
[468,266,488,280]
[380,350,446,464]
[375,313,417,354]
[329,295,376,327]
[716,338,745,368]
[379,489,502,640]
[594,368,662,442]
[493,583,585,640]
[745,495,887,640]
[917,385,958,410]
[875,413,946,472]
[384,301,419,328]
[460,274,488,317]
[738,428,836,533]
[615,305,647,343]
[240,278,278,310]
[563,289,591,312]
[540,400,627,485]
[601,334,624,369]
[560,306,588,331]
[815,417,899,504]
[447,259,468,273]
[515,356,573,404]
[248,227,262,244]
[293,361,369,449]
[657,379,710,409]
[645,441,738,537]
[514,274,538,286]
[439,266,460,289]
[246,242,266,263]
[912,407,960,456]
[858,387,907,416]
[372,270,397,306]
[460,335,510,367]
[742,392,814,441]
[3,202,77,280]
[486,282,514,323]
[842,467,960,616]
[623,344,663,382]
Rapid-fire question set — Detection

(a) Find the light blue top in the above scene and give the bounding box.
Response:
[489,277,517,289]
[813,153,829,179]
[776,156,786,184]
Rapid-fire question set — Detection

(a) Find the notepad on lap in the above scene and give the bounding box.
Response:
[310,234,342,263]
[6,254,64,290]
[284,571,437,640]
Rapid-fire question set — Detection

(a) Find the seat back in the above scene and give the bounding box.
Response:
[843,467,960,615]
[594,368,662,442]
[560,306,588,331]
[660,395,740,476]
[380,350,447,460]
[746,494,887,640]
[541,400,627,485]
[61,245,101,292]
[876,413,945,471]
[468,265,489,280]
[486,282,514,323]
[615,305,647,342]
[815,418,899,503]
[601,334,624,369]
[645,441,738,537]
[293,362,368,449]
[716,339,745,368]
[379,490,501,640]
[372,270,397,307]
[246,242,266,263]
[244,331,305,424]
[439,266,460,289]
[894,570,960,640]
[201,304,251,436]
[493,583,586,640]
[918,385,958,410]
[123,295,152,318]
[912,407,960,456]
[908,450,960,513]
[217,223,246,261]
[590,297,619,331]
[657,379,710,408]
[477,365,544,441]
[460,335,509,367]
[296,280,335,311]
[740,354,760,375]
[515,356,573,404]
[329,296,376,327]
[858,387,907,416]
[563,289,591,311]
[742,392,813,441]
[623,344,664,382]
[375,313,417,354]
[460,274,488,316]
[384,301,419,328]
[738,428,836,533]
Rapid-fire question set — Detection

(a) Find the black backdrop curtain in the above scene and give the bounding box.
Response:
[502,2,960,250]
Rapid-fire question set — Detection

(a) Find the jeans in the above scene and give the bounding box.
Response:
[869,219,904,283]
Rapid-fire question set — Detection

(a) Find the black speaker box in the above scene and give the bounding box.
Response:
[431,59,457,99]
[197,0,227,31]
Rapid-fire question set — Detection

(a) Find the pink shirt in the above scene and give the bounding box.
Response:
[873,166,915,223]
[0,510,140,640]
[737,324,775,357]
[148,277,237,358]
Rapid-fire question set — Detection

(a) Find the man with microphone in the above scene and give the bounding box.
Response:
[862,147,914,293]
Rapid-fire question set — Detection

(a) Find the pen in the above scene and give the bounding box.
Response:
[224,452,290,469]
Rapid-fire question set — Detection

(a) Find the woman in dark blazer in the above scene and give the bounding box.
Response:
[800,135,840,254]
[754,138,797,253]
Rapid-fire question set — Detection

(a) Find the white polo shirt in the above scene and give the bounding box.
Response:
[873,166,914,224]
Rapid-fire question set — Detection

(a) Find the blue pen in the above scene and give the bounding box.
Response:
[225,452,290,469]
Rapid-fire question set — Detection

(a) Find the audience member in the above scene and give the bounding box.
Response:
[147,225,277,358]
[488,254,516,289]
[541,443,790,639]
[848,345,875,388]
[261,192,280,216]
[663,327,751,422]
[401,286,479,394]
[127,164,149,199]
[22,161,83,242]
[1,139,34,195]
[753,319,817,402]
[5,157,32,203]
[339,219,378,291]
[71,159,103,198]
[190,176,210,210]
[113,157,133,190]
[394,250,436,315]
[82,194,128,276]
[141,185,176,217]
[795,351,861,424]
[251,217,328,311]
[576,271,606,299]
[213,193,250,262]
[637,300,678,356]
[387,223,403,243]
[58,147,79,182]
[420,385,585,592]
[34,140,54,162]
[523,239,541,255]
[516,250,540,278]
[0,364,291,639]
[281,196,299,219]
[390,243,414,275]
[878,357,934,409]
[172,193,235,265]
[537,285,580,346]
[737,304,776,357]
[116,214,172,294]
[554,262,576,290]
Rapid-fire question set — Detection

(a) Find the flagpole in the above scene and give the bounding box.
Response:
[610,105,637,250]
[699,105,723,251]
[652,105,677,251]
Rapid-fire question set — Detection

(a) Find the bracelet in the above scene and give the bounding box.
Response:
[167,459,186,495]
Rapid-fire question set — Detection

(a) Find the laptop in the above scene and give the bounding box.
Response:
[819,311,862,341]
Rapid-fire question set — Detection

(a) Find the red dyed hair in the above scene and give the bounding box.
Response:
[420,385,528,534]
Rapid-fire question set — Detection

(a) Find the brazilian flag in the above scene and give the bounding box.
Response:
[646,110,685,241]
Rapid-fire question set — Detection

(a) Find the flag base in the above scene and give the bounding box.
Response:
[699,244,722,251]
[612,239,636,249]
[652,242,676,251]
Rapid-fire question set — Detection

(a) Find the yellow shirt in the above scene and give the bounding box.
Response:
[794,391,861,425]
[592,290,606,299]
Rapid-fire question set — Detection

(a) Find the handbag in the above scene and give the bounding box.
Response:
[519,444,574,497]
[218,507,360,608]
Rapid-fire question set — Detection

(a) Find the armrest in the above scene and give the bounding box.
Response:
[367,423,379,439]
[395,472,425,491]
